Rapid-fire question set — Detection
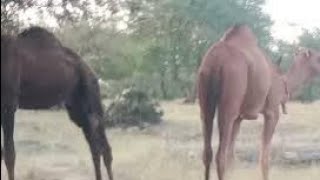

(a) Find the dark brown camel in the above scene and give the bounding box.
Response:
[1,27,113,180]
[197,24,320,180]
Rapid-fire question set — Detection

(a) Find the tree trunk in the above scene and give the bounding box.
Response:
[184,56,202,104]
[184,79,197,103]
[160,71,167,99]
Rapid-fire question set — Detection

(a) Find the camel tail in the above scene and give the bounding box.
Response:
[198,70,220,121]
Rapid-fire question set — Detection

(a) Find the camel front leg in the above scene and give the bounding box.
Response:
[260,109,279,180]
[2,105,17,180]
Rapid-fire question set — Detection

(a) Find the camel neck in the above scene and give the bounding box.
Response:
[285,69,313,99]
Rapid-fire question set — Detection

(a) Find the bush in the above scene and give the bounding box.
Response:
[104,87,163,129]
[99,79,112,99]
[50,103,65,111]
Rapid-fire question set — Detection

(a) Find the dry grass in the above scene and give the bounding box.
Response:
[1,100,320,180]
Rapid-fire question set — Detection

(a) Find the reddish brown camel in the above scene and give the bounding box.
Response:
[285,48,320,97]
[197,24,320,180]
[1,27,113,180]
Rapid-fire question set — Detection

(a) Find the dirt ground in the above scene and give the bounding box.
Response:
[1,100,320,180]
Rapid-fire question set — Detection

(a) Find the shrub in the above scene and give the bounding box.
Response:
[50,103,65,111]
[104,87,163,129]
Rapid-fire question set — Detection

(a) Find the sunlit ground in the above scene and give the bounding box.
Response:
[1,100,320,180]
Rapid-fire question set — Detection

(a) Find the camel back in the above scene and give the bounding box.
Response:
[221,24,258,46]
[18,26,62,49]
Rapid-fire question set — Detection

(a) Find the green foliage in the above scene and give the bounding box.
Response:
[1,0,118,33]
[1,0,21,34]
[55,0,273,100]
[299,29,320,50]
[57,22,141,80]
[104,87,163,129]
[121,0,273,99]
[15,0,320,102]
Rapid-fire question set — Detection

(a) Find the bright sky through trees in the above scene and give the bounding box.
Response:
[16,0,320,43]
[264,0,320,42]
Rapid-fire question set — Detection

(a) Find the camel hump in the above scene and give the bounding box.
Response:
[221,24,258,45]
[18,26,62,49]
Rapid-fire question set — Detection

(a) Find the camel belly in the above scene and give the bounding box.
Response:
[240,85,270,120]
[18,61,78,109]
[19,84,71,109]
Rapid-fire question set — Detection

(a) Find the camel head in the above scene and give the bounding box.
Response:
[286,48,320,97]
[293,48,320,76]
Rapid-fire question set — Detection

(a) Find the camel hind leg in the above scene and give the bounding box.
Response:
[216,64,248,180]
[260,109,279,180]
[198,71,219,180]
[65,96,113,180]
